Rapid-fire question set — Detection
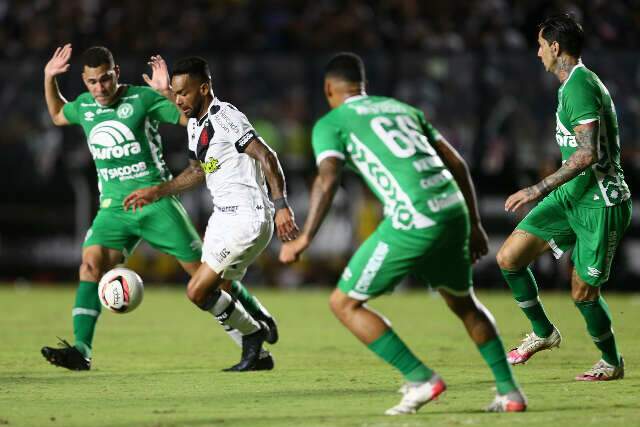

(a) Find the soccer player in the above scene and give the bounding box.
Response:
[279,53,526,414]
[41,45,278,371]
[124,56,298,371]
[497,15,631,380]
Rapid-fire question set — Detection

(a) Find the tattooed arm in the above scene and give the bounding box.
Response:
[505,121,599,212]
[123,160,205,211]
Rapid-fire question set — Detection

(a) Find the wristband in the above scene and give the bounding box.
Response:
[273,197,289,211]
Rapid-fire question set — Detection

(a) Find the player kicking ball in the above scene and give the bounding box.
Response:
[280,53,526,414]
[40,45,278,372]
[124,56,298,371]
[497,14,631,381]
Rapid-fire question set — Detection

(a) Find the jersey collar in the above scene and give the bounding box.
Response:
[344,94,368,104]
[197,97,221,126]
[560,60,584,89]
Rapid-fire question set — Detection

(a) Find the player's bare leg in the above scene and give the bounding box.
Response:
[439,289,526,412]
[41,245,123,370]
[329,289,444,415]
[186,263,268,371]
[178,260,276,367]
[571,269,623,380]
[497,231,561,364]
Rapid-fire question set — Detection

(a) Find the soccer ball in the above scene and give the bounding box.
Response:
[98,267,144,313]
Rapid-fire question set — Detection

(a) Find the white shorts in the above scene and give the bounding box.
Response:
[202,204,273,281]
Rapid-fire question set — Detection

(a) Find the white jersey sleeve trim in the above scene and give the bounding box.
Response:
[577,117,599,125]
[316,150,345,165]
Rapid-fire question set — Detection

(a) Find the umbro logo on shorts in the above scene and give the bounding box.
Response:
[587,267,602,277]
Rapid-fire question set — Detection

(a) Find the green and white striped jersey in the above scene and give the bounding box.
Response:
[63,85,180,206]
[312,95,466,230]
[555,63,630,207]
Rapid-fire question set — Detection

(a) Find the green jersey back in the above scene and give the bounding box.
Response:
[312,95,465,230]
[63,85,180,206]
[555,63,630,207]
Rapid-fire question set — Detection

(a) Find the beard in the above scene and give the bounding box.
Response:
[190,97,204,119]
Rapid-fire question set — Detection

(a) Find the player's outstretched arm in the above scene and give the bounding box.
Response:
[44,44,72,126]
[279,157,343,264]
[123,160,204,212]
[433,137,488,262]
[505,121,599,212]
[143,55,188,126]
[243,138,299,242]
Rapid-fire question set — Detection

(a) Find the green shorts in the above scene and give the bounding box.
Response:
[517,190,631,286]
[338,213,472,300]
[83,196,202,262]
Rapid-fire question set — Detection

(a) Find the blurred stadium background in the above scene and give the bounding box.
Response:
[1,0,639,290]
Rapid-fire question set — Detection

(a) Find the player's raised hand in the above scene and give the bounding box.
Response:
[279,235,309,264]
[142,55,171,93]
[469,222,489,263]
[505,186,542,213]
[123,186,160,212]
[275,207,300,242]
[44,44,72,77]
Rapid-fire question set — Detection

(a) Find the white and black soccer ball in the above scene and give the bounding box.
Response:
[98,267,144,313]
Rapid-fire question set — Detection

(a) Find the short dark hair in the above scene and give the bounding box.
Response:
[172,56,211,83]
[539,14,585,57]
[325,52,365,84]
[82,46,115,68]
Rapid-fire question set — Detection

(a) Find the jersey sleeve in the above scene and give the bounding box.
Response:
[227,109,260,153]
[62,98,81,125]
[417,111,443,143]
[311,118,346,166]
[563,80,601,128]
[145,89,181,124]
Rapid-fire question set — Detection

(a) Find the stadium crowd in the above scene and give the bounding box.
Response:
[2,0,639,56]
[1,0,639,287]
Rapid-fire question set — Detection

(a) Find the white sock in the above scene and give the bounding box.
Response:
[209,290,260,335]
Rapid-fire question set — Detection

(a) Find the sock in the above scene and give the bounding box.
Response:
[575,297,620,366]
[367,329,433,383]
[478,337,519,394]
[501,268,554,338]
[72,281,102,358]
[230,281,269,318]
[209,290,260,335]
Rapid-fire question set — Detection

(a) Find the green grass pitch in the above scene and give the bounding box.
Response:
[2,286,639,426]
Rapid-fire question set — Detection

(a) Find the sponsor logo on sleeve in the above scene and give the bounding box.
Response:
[235,130,257,153]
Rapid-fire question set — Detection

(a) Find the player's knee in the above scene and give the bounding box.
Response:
[329,290,359,320]
[496,245,522,271]
[186,281,221,311]
[79,260,102,282]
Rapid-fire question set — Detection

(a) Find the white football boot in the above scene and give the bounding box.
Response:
[486,389,527,412]
[385,374,446,415]
[575,357,624,381]
[507,327,561,365]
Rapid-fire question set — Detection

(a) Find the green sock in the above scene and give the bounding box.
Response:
[501,268,554,338]
[72,281,102,358]
[575,297,620,366]
[230,281,264,318]
[368,329,433,382]
[478,337,519,394]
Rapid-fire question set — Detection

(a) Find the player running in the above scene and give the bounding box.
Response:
[279,53,526,414]
[41,45,278,371]
[124,56,298,371]
[497,15,631,381]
